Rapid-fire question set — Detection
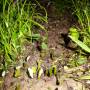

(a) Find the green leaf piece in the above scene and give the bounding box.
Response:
[77,55,87,65]
[69,35,90,53]
[14,68,21,78]
[32,66,37,74]
[69,27,79,39]
[26,34,41,41]
[41,42,48,50]
[32,34,41,38]
[49,67,53,77]
[38,68,43,79]
[79,75,90,80]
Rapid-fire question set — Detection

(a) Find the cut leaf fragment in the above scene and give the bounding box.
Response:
[79,75,90,80]
[38,68,43,79]
[32,67,37,74]
[14,69,21,78]
[27,68,33,78]
[41,42,48,50]
[49,67,53,77]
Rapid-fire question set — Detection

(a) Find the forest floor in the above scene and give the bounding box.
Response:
[0,4,90,90]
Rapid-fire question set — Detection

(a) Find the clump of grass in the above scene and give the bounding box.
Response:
[0,0,47,70]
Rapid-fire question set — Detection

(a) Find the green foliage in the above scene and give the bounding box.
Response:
[69,0,90,53]
[41,42,48,50]
[77,55,87,65]
[32,66,37,74]
[46,65,57,77]
[26,34,41,41]
[68,54,87,67]
[0,0,47,70]
[69,27,79,39]
[69,35,90,53]
[72,0,90,31]
[53,0,90,54]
